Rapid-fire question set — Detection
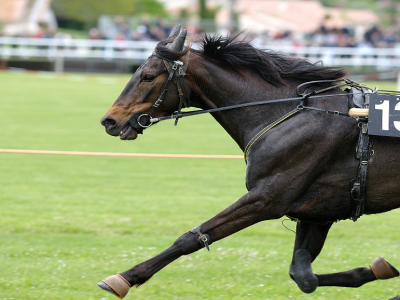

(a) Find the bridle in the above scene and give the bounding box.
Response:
[128,50,191,133]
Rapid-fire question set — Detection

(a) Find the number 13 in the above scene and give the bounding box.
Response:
[375,100,400,131]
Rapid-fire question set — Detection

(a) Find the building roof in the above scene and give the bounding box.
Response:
[235,0,326,33]
[323,7,378,28]
[0,0,27,23]
[163,0,379,34]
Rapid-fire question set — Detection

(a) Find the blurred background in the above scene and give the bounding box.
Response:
[0,0,400,78]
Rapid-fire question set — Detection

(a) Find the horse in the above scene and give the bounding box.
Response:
[98,25,400,299]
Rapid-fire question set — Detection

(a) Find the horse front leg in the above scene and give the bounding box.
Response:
[289,221,399,294]
[98,190,279,298]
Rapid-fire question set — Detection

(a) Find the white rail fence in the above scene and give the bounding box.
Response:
[1,37,400,73]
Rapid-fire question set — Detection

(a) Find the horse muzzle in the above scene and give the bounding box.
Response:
[120,112,154,140]
[100,112,153,140]
[100,116,135,140]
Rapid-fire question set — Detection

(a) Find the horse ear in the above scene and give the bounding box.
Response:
[167,25,182,39]
[168,29,187,52]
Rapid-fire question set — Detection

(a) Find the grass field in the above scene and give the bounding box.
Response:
[0,71,399,300]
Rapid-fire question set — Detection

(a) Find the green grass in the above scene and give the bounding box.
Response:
[0,72,399,299]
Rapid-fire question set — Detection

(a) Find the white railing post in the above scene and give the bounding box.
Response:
[0,37,400,73]
[54,53,64,73]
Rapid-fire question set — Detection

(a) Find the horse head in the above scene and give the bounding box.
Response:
[100,25,190,140]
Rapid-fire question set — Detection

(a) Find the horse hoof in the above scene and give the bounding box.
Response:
[388,294,400,300]
[289,249,318,293]
[97,282,121,298]
[370,257,400,280]
[97,274,131,299]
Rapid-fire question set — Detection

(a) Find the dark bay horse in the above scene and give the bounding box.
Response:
[99,26,400,299]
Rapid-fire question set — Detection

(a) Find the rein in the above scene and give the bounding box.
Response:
[147,77,365,124]
[149,92,352,124]
[130,52,361,132]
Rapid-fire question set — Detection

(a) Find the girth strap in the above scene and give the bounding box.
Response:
[350,121,374,221]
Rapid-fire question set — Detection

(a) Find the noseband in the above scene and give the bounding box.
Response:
[128,51,191,133]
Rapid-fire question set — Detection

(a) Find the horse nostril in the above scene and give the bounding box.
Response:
[101,116,117,128]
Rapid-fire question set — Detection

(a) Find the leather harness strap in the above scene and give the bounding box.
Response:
[244,108,301,163]
[152,50,191,111]
[350,119,374,221]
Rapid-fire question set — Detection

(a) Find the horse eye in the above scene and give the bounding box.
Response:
[142,74,155,82]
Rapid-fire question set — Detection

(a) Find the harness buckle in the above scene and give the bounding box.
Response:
[172,60,183,70]
[153,98,163,108]
[178,68,186,76]
[190,226,211,251]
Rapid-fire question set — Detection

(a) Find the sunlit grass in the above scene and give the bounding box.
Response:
[0,72,399,299]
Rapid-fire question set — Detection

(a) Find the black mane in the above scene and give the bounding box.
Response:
[155,34,347,86]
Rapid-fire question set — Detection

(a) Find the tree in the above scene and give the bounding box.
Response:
[319,0,376,9]
[198,0,220,32]
[378,0,400,27]
[319,0,400,28]
[52,0,166,28]
[198,0,219,19]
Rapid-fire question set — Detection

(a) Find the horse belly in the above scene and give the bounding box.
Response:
[288,136,400,221]
[287,163,356,222]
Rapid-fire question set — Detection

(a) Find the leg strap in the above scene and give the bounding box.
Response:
[190,226,211,251]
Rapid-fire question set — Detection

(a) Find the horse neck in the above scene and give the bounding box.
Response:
[187,54,299,151]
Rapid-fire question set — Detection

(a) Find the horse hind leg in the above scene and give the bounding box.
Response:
[289,221,400,293]
[289,221,332,293]
[369,256,400,280]
[289,248,319,293]
[317,256,399,288]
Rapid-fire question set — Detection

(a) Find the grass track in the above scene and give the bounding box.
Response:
[0,72,399,299]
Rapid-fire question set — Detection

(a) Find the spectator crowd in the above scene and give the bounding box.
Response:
[2,16,399,50]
